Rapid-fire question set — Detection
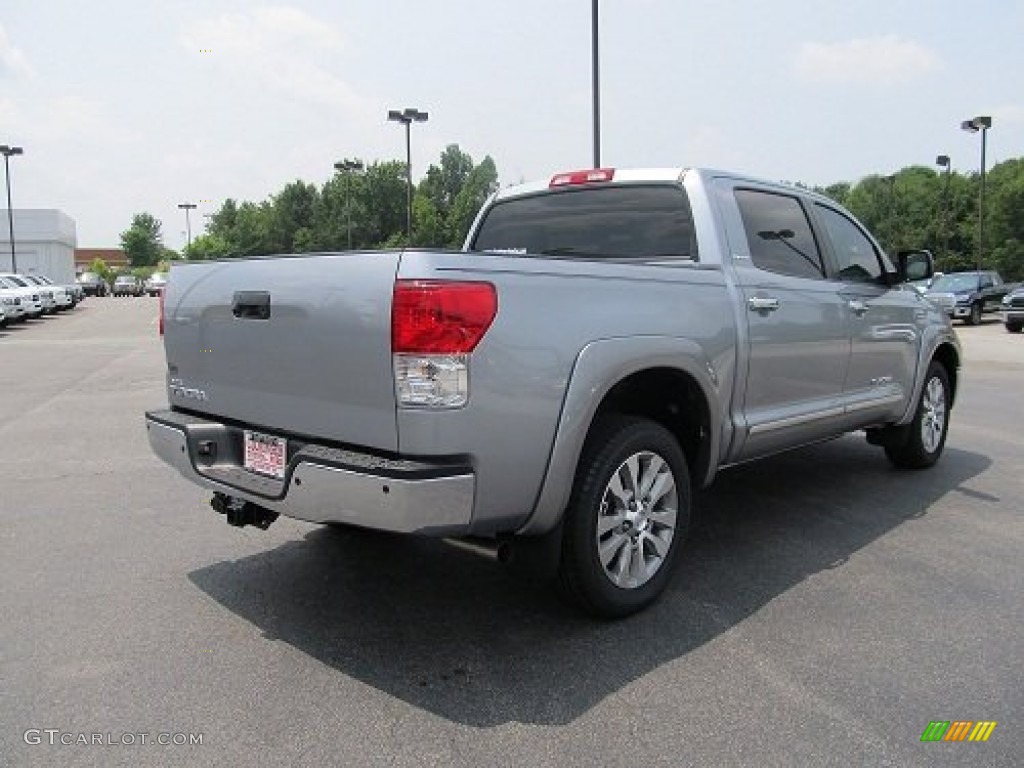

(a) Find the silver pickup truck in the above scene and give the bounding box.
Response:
[146,167,960,617]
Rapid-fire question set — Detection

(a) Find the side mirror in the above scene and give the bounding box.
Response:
[896,249,934,283]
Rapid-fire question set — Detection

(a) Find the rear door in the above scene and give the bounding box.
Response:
[163,252,401,451]
[718,183,852,460]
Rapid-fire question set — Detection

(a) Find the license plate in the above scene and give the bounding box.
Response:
[243,430,287,479]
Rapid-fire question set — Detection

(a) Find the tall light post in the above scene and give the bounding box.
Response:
[334,158,365,250]
[387,108,428,244]
[592,0,601,168]
[178,202,197,253]
[960,115,992,276]
[935,154,951,259]
[1,144,24,273]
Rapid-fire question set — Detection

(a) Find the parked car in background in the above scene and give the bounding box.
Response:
[0,275,44,319]
[77,272,108,297]
[20,275,73,311]
[144,272,168,296]
[34,274,83,305]
[925,270,1008,325]
[1,273,54,314]
[1002,284,1024,333]
[0,285,26,323]
[112,274,144,297]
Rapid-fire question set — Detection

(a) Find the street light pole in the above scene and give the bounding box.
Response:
[178,202,197,253]
[960,116,992,276]
[935,154,951,260]
[334,158,365,250]
[592,0,601,168]
[387,108,428,245]
[1,144,24,273]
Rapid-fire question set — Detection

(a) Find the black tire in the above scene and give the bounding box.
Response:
[1005,322,1022,333]
[557,415,691,618]
[884,361,951,469]
[966,302,982,325]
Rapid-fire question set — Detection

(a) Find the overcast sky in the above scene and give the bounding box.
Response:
[2,0,1022,249]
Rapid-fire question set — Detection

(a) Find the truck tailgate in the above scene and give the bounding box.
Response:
[162,253,400,451]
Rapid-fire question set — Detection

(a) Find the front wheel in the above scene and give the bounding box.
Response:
[557,415,691,618]
[884,361,951,469]
[1006,322,1022,334]
[966,302,982,325]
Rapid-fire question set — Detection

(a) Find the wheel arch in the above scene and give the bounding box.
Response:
[517,337,724,537]
[932,340,961,408]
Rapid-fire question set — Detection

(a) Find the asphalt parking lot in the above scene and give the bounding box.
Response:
[1,298,1021,767]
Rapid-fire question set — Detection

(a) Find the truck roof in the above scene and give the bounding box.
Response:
[490,167,829,204]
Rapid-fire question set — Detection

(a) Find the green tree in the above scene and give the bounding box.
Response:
[231,202,278,257]
[419,145,474,223]
[186,233,232,261]
[272,181,319,252]
[448,156,499,246]
[362,161,408,246]
[120,213,164,267]
[206,199,239,242]
[88,257,112,283]
[985,158,1024,280]
[817,182,851,207]
[412,191,446,247]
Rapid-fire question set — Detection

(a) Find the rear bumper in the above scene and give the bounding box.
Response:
[144,409,475,535]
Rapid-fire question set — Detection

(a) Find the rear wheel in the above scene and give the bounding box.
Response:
[557,415,690,618]
[884,361,950,469]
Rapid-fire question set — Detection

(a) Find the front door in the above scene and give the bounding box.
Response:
[809,202,922,426]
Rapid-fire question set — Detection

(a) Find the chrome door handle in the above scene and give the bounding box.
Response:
[748,296,780,313]
[848,300,869,316]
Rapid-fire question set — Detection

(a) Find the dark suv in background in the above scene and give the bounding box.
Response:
[1002,285,1024,333]
[925,270,1009,325]
[77,272,108,297]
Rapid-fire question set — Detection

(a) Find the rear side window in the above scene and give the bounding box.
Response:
[471,185,697,260]
[734,189,824,279]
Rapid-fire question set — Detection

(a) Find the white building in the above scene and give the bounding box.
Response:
[0,209,78,283]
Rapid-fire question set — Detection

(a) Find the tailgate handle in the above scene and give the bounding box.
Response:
[232,291,271,320]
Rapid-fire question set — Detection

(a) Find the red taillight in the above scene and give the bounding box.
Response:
[158,289,165,336]
[392,280,497,354]
[549,168,615,187]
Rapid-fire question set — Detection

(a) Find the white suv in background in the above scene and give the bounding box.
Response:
[20,274,73,310]
[0,283,26,323]
[0,275,43,319]
[2,274,56,313]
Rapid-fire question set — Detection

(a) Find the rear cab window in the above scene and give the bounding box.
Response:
[733,189,824,279]
[470,184,698,261]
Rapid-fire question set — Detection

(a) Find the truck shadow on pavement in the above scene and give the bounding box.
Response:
[188,437,990,727]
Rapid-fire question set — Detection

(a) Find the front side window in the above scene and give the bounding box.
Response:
[471,184,697,261]
[734,189,824,279]
[814,204,883,283]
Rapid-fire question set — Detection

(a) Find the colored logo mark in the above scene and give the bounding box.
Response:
[921,721,997,742]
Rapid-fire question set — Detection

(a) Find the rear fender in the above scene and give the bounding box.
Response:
[517,336,724,536]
